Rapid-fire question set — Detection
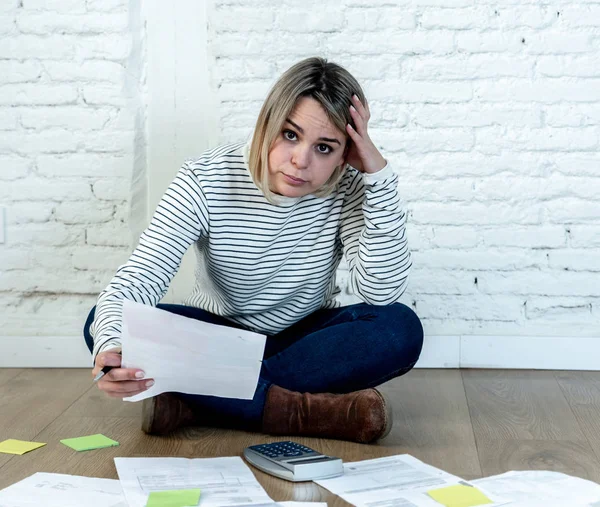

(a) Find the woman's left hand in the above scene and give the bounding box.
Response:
[345,94,387,174]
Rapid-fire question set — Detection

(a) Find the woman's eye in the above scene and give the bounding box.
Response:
[283,130,297,141]
[317,144,332,154]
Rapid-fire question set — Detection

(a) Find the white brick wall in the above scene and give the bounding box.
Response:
[1,0,599,362]
[0,0,139,339]
[211,0,600,339]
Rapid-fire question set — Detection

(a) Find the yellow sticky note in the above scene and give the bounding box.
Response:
[60,434,119,451]
[427,484,493,507]
[146,489,201,507]
[0,439,46,455]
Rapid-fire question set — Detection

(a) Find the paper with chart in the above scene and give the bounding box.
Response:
[114,456,273,507]
[0,473,127,507]
[472,470,600,506]
[315,454,508,507]
[120,299,267,402]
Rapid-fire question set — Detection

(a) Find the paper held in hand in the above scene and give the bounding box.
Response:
[120,300,267,402]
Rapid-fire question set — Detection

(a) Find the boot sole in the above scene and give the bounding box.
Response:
[141,396,156,434]
[374,389,394,441]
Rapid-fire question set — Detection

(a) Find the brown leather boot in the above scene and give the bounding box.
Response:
[141,393,197,435]
[262,386,393,444]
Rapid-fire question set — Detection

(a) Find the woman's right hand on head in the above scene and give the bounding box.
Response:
[92,351,155,398]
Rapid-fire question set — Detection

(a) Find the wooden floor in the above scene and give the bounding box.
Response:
[1,368,600,505]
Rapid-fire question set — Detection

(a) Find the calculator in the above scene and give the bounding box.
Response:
[243,441,344,482]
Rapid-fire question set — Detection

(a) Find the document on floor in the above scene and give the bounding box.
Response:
[0,472,126,507]
[236,504,327,507]
[120,299,267,402]
[471,470,600,506]
[114,456,273,507]
[315,454,508,507]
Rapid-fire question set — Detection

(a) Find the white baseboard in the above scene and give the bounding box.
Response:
[416,334,600,370]
[1,335,599,370]
[414,335,461,368]
[0,336,93,368]
[459,335,600,370]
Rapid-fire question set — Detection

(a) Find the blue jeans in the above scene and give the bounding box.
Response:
[83,302,424,430]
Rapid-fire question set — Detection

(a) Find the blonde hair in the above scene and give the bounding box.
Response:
[248,57,366,203]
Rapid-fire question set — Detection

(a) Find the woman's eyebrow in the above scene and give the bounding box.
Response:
[285,119,342,145]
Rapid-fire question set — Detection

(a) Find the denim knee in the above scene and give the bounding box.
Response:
[378,303,424,368]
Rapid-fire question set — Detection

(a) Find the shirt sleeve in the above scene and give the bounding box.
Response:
[337,163,412,305]
[89,163,209,362]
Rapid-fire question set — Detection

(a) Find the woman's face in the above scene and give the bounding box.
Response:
[268,96,347,198]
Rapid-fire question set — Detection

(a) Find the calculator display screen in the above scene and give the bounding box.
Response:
[286,456,333,464]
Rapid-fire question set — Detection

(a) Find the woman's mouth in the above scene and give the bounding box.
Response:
[283,173,306,185]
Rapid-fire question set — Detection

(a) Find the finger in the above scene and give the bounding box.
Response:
[346,123,362,144]
[99,378,155,395]
[92,353,121,377]
[105,367,146,382]
[349,106,367,137]
[93,351,122,369]
[352,94,370,122]
[356,94,371,120]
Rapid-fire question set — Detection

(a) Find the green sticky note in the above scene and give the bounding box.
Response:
[427,484,493,507]
[0,439,46,455]
[146,489,201,507]
[60,434,119,451]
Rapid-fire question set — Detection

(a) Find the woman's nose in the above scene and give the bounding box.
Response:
[291,145,310,169]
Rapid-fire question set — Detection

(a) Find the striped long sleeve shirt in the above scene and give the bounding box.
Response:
[90,142,412,359]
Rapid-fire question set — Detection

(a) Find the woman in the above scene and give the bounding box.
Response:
[84,57,423,444]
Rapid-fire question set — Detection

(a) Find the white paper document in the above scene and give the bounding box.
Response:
[315,454,507,507]
[236,504,327,507]
[121,300,267,402]
[0,473,126,507]
[472,470,600,506]
[114,456,273,507]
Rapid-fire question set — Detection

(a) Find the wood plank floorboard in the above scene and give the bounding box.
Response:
[462,369,586,441]
[476,439,600,483]
[377,369,482,480]
[62,384,142,419]
[463,369,600,485]
[0,369,22,387]
[1,368,600,505]
[0,369,91,472]
[555,371,600,463]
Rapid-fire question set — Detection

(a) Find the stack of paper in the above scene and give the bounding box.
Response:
[0,473,127,507]
[2,454,600,506]
[0,469,325,507]
[314,454,506,506]
[114,456,273,507]
[472,470,600,506]
[314,454,600,506]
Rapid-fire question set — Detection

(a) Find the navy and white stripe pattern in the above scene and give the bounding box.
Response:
[90,142,412,359]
